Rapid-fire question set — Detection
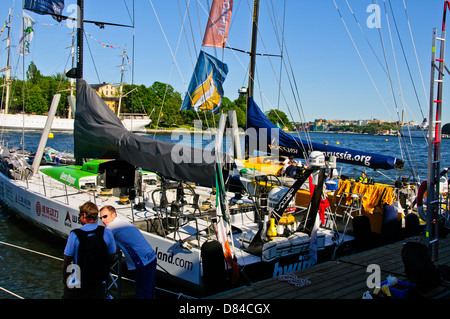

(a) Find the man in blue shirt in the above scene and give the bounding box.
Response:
[100,205,157,299]
[285,160,298,178]
[62,201,116,299]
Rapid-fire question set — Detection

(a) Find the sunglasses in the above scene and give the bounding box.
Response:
[100,214,110,220]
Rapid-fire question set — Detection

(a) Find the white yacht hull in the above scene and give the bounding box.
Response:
[0,162,352,295]
[0,114,149,133]
[0,169,203,288]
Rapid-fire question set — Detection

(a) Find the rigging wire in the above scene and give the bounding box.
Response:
[83,29,101,83]
[0,6,13,142]
[388,0,425,121]
[193,0,215,130]
[262,0,312,159]
[131,0,136,115]
[174,0,214,132]
[380,0,416,181]
[387,0,422,181]
[332,0,394,123]
[380,0,421,181]
[402,0,429,114]
[148,0,189,101]
[271,0,313,160]
[343,0,424,134]
[20,10,26,152]
[148,0,196,137]
[337,0,423,181]
[344,0,418,122]
[379,0,403,131]
[273,0,285,111]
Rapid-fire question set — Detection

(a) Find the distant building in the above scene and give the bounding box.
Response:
[90,83,119,113]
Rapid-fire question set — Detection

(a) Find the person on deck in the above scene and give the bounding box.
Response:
[359,172,368,183]
[285,160,298,178]
[62,201,116,299]
[282,155,295,174]
[100,205,157,299]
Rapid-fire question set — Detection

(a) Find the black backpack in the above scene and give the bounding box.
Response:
[73,226,110,285]
[401,241,442,291]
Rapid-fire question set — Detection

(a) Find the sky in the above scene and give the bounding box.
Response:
[1,0,449,125]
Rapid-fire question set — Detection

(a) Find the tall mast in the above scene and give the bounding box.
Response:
[1,9,13,114]
[426,1,450,262]
[65,28,76,119]
[245,0,260,159]
[247,0,260,99]
[117,49,126,117]
[76,0,84,79]
[66,0,84,79]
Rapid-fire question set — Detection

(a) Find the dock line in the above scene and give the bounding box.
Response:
[336,259,405,278]
[0,240,197,299]
[0,240,63,261]
[0,286,25,299]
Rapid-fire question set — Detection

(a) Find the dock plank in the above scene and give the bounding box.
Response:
[208,235,450,299]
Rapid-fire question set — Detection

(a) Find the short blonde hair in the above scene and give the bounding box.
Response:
[100,205,116,215]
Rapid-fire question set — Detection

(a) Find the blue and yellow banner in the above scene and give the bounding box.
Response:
[181,51,228,113]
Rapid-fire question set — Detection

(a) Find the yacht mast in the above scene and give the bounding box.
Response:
[66,0,84,80]
[245,0,260,159]
[117,49,126,118]
[1,9,13,114]
[248,0,260,99]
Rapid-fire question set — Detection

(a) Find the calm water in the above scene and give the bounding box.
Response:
[0,130,447,299]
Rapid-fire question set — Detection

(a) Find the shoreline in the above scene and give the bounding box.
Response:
[144,128,400,137]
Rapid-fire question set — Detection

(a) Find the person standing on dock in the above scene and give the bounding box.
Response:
[62,201,117,299]
[100,205,157,299]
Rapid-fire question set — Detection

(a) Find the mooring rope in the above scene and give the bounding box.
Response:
[0,286,25,299]
[0,240,197,299]
[0,240,63,261]
[278,273,311,288]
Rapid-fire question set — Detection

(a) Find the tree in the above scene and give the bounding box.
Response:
[149,81,183,127]
[221,96,246,127]
[26,61,42,84]
[265,109,292,130]
[24,83,47,114]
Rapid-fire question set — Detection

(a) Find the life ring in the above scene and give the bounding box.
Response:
[417,181,427,221]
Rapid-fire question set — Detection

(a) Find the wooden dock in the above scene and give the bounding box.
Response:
[208,235,450,299]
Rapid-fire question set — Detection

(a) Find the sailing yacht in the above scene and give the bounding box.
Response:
[1,0,446,298]
[0,0,356,296]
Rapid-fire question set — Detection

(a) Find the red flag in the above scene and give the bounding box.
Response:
[308,176,328,225]
[202,0,233,48]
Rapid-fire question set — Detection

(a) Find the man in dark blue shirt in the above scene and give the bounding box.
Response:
[285,160,298,178]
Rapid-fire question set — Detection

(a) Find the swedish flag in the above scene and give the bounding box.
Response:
[181,51,228,113]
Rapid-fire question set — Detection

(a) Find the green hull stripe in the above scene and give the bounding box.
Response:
[40,165,97,189]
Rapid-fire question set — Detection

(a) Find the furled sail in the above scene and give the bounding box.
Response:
[246,98,404,170]
[74,79,229,187]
